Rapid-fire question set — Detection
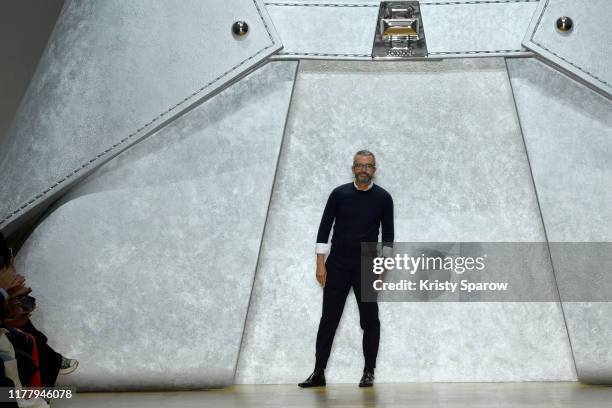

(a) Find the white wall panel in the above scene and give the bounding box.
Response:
[236,58,575,384]
[266,1,539,59]
[15,61,297,391]
[0,0,281,231]
[507,57,612,384]
[523,0,612,98]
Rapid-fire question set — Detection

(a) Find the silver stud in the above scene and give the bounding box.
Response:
[556,16,573,33]
[232,21,249,37]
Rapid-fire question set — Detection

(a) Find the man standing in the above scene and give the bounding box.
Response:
[298,150,394,388]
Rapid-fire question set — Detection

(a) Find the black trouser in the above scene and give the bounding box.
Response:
[18,320,62,387]
[314,247,380,371]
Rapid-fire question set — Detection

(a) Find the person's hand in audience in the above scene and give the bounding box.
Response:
[8,284,31,299]
[6,275,30,299]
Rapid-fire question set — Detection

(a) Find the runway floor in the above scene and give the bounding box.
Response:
[51,382,612,407]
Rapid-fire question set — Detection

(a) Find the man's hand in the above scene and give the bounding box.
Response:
[316,264,327,287]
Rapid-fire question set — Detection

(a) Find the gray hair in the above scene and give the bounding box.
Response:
[353,150,376,165]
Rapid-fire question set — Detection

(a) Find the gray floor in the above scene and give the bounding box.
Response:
[51,382,612,407]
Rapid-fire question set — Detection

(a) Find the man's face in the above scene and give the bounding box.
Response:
[352,155,376,184]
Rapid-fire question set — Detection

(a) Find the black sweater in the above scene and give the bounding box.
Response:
[316,182,394,250]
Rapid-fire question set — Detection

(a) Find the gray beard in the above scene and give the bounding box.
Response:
[356,173,371,184]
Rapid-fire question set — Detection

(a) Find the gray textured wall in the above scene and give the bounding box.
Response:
[15,61,297,391]
[0,0,280,232]
[235,58,576,384]
[2,0,610,391]
[507,57,612,384]
[522,0,612,98]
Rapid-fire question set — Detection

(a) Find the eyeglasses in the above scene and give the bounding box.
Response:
[353,163,376,170]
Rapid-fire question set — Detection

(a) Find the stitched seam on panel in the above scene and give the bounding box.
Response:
[429,49,527,54]
[265,3,378,7]
[0,0,276,226]
[277,52,372,56]
[530,41,611,87]
[422,0,538,4]
[531,0,550,35]
[254,0,275,42]
[264,1,538,6]
[277,50,529,56]
[528,0,609,88]
[269,1,535,56]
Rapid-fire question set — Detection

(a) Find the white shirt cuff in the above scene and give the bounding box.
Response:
[0,288,8,301]
[315,243,330,254]
[382,245,393,258]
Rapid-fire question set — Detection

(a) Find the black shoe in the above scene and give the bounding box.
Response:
[298,369,326,388]
[358,369,375,387]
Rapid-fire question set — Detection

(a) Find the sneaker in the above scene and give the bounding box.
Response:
[59,356,79,375]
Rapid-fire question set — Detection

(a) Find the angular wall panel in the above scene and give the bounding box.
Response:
[522,0,612,98]
[15,61,298,391]
[507,57,612,384]
[0,0,281,231]
[235,58,576,384]
[266,2,379,59]
[266,0,539,59]
[422,0,539,57]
